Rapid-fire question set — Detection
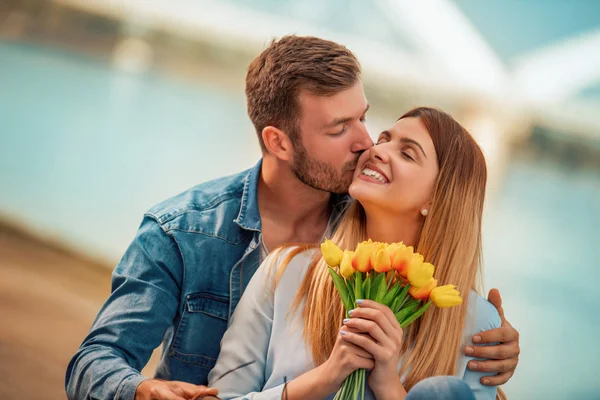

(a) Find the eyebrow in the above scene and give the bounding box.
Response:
[379,130,427,158]
[323,104,370,128]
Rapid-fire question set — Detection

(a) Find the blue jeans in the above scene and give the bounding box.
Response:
[406,376,476,400]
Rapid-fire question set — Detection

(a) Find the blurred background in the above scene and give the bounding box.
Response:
[1,0,599,399]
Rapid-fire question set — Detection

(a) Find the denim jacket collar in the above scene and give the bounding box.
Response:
[233,159,262,233]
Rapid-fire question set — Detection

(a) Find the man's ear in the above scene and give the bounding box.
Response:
[262,126,294,161]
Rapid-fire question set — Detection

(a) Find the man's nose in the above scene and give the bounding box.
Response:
[350,124,374,153]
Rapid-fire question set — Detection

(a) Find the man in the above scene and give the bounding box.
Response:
[66,35,519,400]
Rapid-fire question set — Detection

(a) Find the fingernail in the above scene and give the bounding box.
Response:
[340,330,348,336]
[343,318,350,324]
[348,309,355,316]
[482,379,490,385]
[469,361,478,369]
[465,346,474,355]
[473,335,482,343]
[356,299,365,305]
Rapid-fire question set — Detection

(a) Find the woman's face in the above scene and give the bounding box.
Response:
[349,117,439,217]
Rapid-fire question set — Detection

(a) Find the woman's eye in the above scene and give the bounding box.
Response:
[401,151,415,161]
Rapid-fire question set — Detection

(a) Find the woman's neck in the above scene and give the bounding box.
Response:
[363,206,421,246]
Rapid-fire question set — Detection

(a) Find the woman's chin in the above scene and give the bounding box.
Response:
[349,182,379,207]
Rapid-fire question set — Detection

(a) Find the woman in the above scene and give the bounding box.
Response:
[207,107,502,399]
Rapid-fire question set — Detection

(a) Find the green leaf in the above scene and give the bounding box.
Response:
[400,301,432,328]
[394,302,419,323]
[354,272,363,302]
[371,272,387,302]
[363,273,372,300]
[382,282,401,307]
[328,267,351,312]
[403,298,421,310]
[346,280,356,317]
[392,284,411,313]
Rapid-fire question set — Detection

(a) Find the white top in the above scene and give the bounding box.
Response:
[208,248,500,400]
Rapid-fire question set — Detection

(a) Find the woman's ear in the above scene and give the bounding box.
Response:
[262,126,294,161]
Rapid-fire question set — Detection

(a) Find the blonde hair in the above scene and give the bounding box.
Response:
[278,108,505,398]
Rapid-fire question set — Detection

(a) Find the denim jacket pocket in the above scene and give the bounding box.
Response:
[169,292,230,371]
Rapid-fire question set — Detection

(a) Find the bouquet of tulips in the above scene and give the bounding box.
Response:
[320,239,463,400]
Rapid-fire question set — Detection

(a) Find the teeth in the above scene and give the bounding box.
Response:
[361,168,386,183]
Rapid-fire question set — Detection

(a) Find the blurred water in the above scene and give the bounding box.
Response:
[483,160,600,399]
[1,42,599,399]
[0,42,260,259]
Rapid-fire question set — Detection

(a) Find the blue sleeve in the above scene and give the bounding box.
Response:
[65,215,183,400]
[460,294,501,400]
[208,251,284,400]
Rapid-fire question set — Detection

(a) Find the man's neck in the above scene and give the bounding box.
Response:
[258,157,332,249]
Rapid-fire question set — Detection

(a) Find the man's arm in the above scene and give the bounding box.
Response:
[464,289,520,386]
[65,215,183,400]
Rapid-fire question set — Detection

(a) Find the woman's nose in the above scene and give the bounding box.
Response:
[370,143,389,163]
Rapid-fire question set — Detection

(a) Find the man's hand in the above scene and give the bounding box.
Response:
[135,379,218,400]
[464,288,520,386]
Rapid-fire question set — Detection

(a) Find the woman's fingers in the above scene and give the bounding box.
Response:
[338,326,374,360]
[343,316,390,347]
[340,329,385,360]
[356,300,399,330]
[349,301,402,348]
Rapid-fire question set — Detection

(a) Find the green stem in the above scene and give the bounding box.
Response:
[386,270,396,291]
[361,369,366,400]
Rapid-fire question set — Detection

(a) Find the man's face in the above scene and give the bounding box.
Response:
[291,81,373,194]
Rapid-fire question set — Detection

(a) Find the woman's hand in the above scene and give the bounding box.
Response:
[320,325,376,390]
[276,326,375,400]
[340,299,407,399]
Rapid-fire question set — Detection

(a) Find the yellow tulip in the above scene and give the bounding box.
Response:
[321,238,343,267]
[391,244,414,277]
[409,278,437,300]
[407,261,435,288]
[372,246,392,273]
[340,250,355,279]
[352,241,375,272]
[430,285,463,308]
[386,242,401,257]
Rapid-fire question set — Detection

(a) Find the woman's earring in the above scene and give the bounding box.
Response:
[420,208,429,216]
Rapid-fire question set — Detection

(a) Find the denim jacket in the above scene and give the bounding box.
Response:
[65,160,347,400]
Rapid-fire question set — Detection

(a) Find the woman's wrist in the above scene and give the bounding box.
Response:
[314,360,344,394]
[284,362,342,400]
[370,371,407,400]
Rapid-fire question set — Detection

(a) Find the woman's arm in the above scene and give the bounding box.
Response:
[209,249,374,400]
[207,250,282,399]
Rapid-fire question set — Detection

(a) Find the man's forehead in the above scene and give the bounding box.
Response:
[297,85,368,122]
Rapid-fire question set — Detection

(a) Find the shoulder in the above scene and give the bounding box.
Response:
[145,168,251,235]
[465,291,501,335]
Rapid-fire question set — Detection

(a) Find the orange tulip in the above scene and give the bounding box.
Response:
[352,241,375,272]
[372,246,392,273]
[409,278,437,300]
[391,244,414,277]
[407,258,434,288]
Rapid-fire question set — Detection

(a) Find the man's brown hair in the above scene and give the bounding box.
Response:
[246,35,361,151]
